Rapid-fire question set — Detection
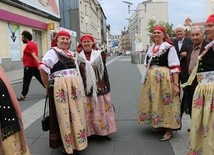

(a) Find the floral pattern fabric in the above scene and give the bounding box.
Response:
[54,76,87,154]
[138,66,181,129]
[189,72,214,155]
[84,93,117,136]
[1,132,30,155]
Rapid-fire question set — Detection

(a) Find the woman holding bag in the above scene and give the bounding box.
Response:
[39,31,87,155]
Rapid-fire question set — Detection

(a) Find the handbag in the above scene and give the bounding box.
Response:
[41,96,49,131]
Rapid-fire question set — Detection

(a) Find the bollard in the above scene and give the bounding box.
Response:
[141,53,146,64]
[130,53,134,63]
[133,54,139,64]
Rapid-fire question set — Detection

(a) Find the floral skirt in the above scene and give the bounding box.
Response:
[189,72,214,155]
[138,66,181,129]
[1,132,30,155]
[84,93,117,136]
[53,76,87,154]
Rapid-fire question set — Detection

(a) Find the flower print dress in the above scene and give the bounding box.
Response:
[138,42,181,129]
[77,49,117,137]
[188,43,214,155]
[40,47,87,154]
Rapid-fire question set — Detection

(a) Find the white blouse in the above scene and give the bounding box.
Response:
[39,47,75,75]
[144,42,180,73]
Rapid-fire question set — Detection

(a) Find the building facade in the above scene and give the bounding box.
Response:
[69,0,107,47]
[121,30,131,53]
[0,0,108,71]
[109,35,121,55]
[206,0,214,16]
[0,0,60,71]
[127,0,168,52]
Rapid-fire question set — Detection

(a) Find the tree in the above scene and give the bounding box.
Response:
[147,19,174,43]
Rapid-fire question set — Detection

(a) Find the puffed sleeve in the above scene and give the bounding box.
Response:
[168,46,181,73]
[39,49,58,74]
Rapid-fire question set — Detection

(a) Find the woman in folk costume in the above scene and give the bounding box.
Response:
[183,14,214,155]
[0,66,30,155]
[76,34,117,138]
[138,26,181,141]
[39,31,87,155]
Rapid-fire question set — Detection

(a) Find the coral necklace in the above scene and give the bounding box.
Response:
[152,45,160,55]
[64,50,73,58]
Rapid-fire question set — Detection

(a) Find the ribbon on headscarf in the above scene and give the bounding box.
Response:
[181,40,214,87]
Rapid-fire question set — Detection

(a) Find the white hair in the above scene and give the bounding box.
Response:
[174,24,186,31]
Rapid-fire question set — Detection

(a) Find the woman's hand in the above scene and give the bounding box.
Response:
[173,84,180,96]
[180,51,187,57]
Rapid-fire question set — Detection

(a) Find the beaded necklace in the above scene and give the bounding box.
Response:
[152,45,160,56]
[63,50,73,58]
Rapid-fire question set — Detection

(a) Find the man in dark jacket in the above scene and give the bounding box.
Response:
[173,24,192,118]
[186,26,210,117]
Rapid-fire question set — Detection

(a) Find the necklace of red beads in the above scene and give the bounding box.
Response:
[152,45,160,56]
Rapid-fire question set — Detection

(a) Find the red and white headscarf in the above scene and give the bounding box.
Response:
[80,34,94,43]
[51,31,71,47]
[76,34,98,53]
[206,14,214,23]
[153,25,173,45]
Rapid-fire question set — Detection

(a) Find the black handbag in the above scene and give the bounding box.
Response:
[41,96,49,131]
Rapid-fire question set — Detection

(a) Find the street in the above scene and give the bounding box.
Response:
[11,56,190,155]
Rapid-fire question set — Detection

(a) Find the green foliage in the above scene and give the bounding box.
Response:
[147,19,174,38]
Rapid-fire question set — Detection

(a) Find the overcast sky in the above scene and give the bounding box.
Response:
[100,0,206,35]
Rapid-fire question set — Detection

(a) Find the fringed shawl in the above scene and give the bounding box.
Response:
[77,50,104,98]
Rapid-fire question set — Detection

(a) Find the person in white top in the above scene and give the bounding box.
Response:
[138,25,181,142]
[173,24,192,123]
[39,31,87,155]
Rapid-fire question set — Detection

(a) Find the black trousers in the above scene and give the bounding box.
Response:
[180,74,190,118]
[180,87,190,117]
[21,67,44,96]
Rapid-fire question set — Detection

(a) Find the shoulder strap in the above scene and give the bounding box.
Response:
[51,48,68,69]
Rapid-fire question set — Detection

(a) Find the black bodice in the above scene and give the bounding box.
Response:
[147,49,170,67]
[198,49,214,72]
[50,52,76,74]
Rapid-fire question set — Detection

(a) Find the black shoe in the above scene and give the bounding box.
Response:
[151,128,165,133]
[17,96,26,101]
[62,149,80,155]
[187,128,190,132]
[103,135,112,140]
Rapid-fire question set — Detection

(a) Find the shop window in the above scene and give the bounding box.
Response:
[32,30,42,59]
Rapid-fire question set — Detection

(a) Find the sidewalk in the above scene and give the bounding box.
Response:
[4,57,191,155]
[6,68,23,84]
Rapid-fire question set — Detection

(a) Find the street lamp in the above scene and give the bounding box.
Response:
[123,1,133,14]
[141,0,152,13]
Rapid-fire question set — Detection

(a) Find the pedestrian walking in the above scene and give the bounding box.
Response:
[138,26,181,142]
[39,31,87,155]
[76,34,117,138]
[182,14,214,155]
[0,66,30,155]
[173,24,192,120]
[17,30,44,101]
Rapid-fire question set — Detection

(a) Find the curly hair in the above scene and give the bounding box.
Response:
[21,30,32,41]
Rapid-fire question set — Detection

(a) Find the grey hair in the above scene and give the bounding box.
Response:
[190,26,205,34]
[174,24,186,31]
